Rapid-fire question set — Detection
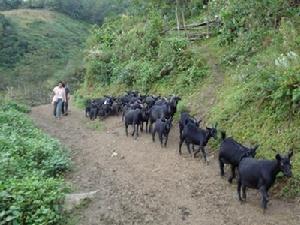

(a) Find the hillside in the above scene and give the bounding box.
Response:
[0,9,90,104]
[1,2,299,224]
[76,1,300,196]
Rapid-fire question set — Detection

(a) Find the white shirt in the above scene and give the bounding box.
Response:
[53,86,66,102]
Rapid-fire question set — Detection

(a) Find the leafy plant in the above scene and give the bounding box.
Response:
[0,102,70,224]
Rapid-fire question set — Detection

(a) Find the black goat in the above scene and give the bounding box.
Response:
[124,109,142,139]
[149,104,171,132]
[140,107,150,133]
[237,151,293,212]
[152,118,173,148]
[168,95,181,117]
[89,107,98,120]
[179,112,201,138]
[179,122,218,163]
[219,131,259,183]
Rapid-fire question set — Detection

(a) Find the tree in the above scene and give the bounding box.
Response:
[0,0,22,10]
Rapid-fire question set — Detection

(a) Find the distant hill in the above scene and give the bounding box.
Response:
[0,9,90,104]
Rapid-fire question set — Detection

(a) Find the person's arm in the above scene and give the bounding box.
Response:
[52,87,57,103]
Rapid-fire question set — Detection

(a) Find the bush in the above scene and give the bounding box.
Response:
[82,12,208,98]
[0,103,70,224]
[0,177,67,225]
[0,101,31,113]
[207,0,298,65]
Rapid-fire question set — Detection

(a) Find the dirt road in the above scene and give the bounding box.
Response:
[31,104,300,225]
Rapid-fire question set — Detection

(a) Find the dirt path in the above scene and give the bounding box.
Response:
[188,45,226,119]
[30,104,300,225]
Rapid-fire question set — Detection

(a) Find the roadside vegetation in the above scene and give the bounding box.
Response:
[76,0,300,197]
[0,101,71,224]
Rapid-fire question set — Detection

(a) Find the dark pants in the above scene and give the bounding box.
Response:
[64,101,69,114]
[61,101,68,115]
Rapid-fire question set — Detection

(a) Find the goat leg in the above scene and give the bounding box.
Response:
[237,178,243,202]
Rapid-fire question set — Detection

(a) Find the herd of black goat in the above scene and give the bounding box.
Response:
[85,91,293,212]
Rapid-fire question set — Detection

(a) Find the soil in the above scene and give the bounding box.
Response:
[30,104,300,225]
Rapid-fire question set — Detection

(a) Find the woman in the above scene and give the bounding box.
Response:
[52,81,66,119]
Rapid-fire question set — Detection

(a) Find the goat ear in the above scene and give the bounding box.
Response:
[275,154,282,161]
[288,150,293,159]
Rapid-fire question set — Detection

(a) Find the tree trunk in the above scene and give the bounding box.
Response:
[175,0,180,33]
[181,8,186,37]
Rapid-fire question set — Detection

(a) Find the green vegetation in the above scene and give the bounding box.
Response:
[0,9,90,104]
[86,120,105,131]
[208,12,300,197]
[77,1,300,196]
[77,12,209,98]
[0,101,70,224]
[0,0,129,24]
[0,0,22,10]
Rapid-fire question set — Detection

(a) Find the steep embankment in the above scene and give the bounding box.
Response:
[76,3,300,196]
[0,9,90,103]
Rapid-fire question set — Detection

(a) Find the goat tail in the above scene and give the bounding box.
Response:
[221,131,226,140]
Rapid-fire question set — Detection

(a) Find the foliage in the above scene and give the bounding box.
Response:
[209,17,300,197]
[0,100,31,113]
[83,11,208,95]
[0,10,90,104]
[0,102,70,224]
[0,0,22,10]
[207,0,298,64]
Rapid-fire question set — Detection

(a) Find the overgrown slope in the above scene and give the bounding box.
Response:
[0,9,90,104]
[77,1,300,196]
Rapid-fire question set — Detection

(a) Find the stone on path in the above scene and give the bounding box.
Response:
[64,190,99,212]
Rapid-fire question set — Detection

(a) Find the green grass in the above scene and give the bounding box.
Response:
[0,9,90,104]
[85,120,105,132]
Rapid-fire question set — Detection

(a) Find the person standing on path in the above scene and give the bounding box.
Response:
[63,81,70,115]
[52,81,66,119]
[62,83,65,115]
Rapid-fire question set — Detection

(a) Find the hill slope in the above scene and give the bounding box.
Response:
[76,2,300,197]
[0,9,90,104]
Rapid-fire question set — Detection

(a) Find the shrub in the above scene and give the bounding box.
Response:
[0,103,70,224]
[1,101,31,113]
